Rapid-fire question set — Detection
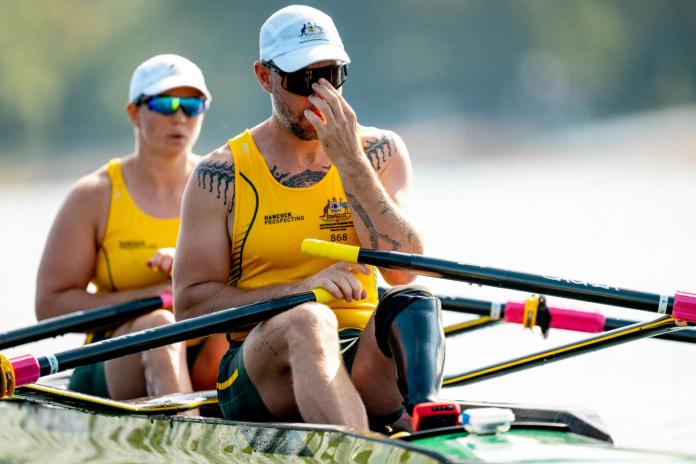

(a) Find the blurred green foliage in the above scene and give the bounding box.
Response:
[1,0,695,159]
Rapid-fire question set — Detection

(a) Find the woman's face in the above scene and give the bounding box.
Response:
[128,86,206,157]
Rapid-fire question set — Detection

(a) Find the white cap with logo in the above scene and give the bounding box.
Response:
[128,54,212,103]
[260,5,350,72]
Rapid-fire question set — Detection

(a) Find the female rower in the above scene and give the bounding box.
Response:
[35,54,227,402]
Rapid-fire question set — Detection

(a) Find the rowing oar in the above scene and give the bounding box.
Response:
[444,317,500,335]
[378,286,606,337]
[442,315,681,387]
[0,292,174,351]
[0,289,331,399]
[431,290,696,343]
[302,239,696,323]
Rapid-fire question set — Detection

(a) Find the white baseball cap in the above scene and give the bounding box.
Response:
[260,5,350,72]
[128,54,212,103]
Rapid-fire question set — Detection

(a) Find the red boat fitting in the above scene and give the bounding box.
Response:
[411,401,461,432]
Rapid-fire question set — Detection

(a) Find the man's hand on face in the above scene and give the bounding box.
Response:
[304,78,363,169]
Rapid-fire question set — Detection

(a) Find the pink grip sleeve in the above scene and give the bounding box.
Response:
[159,291,174,309]
[11,354,40,387]
[504,302,606,333]
[673,292,696,323]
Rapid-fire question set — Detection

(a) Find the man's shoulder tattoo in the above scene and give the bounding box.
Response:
[362,134,395,172]
[195,160,235,213]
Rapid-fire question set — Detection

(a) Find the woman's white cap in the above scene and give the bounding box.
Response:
[128,54,211,103]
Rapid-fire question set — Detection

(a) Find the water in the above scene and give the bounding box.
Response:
[403,110,696,455]
[2,110,696,455]
[411,159,696,455]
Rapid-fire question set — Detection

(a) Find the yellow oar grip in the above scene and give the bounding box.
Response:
[311,288,335,305]
[301,239,360,263]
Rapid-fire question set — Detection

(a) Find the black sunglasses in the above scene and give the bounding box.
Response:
[262,60,348,97]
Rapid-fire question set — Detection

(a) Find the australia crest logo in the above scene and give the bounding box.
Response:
[319,197,354,231]
[321,197,351,220]
[299,21,326,40]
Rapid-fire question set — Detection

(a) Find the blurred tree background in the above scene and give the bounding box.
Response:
[1,0,695,161]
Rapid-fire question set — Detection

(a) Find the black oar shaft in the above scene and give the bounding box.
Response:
[358,249,671,314]
[604,317,696,343]
[443,316,681,387]
[437,295,495,317]
[36,292,316,376]
[0,296,165,350]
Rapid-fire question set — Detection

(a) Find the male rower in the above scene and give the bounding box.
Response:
[174,5,447,431]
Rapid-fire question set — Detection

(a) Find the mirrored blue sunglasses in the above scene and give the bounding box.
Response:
[135,95,207,117]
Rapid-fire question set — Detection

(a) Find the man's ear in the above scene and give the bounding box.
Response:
[254,61,273,94]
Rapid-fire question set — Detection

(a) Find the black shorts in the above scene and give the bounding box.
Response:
[217,328,362,421]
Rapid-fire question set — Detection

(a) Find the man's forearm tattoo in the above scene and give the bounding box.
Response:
[363,136,394,171]
[196,160,235,214]
[270,165,330,187]
[346,192,402,250]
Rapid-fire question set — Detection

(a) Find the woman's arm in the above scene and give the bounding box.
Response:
[35,171,169,321]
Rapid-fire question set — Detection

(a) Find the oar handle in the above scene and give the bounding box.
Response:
[311,288,335,304]
[302,239,360,263]
[0,292,173,351]
[7,354,40,388]
[159,291,174,309]
[673,292,696,322]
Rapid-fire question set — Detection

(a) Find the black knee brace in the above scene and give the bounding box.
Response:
[374,285,445,412]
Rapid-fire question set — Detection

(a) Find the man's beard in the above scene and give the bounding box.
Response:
[272,95,317,141]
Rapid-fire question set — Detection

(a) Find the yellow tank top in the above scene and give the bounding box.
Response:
[229,130,378,339]
[91,158,180,293]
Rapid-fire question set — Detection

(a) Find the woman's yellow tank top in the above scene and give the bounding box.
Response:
[91,158,180,293]
[229,130,378,338]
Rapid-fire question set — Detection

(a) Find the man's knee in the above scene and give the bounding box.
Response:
[284,303,338,345]
[289,302,338,331]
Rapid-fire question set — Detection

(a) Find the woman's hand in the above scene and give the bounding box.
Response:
[147,247,176,276]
